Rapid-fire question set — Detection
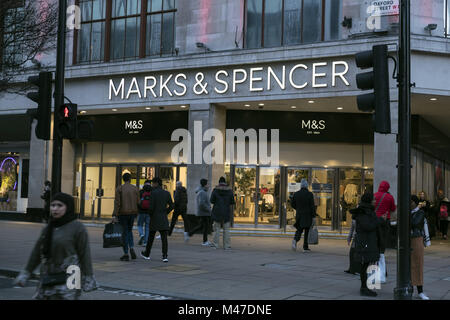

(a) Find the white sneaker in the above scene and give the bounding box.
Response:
[202,241,211,246]
[156,235,161,240]
[184,232,190,242]
[292,239,297,251]
[418,293,430,300]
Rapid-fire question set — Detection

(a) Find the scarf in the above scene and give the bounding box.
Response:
[42,193,77,260]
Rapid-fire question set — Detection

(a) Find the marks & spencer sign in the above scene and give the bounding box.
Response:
[108,60,351,101]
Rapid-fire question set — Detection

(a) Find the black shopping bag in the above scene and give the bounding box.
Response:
[103,222,123,248]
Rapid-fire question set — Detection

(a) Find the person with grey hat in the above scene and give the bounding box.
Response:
[291,178,316,252]
[14,193,97,300]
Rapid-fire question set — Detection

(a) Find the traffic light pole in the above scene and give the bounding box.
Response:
[394,0,413,300]
[51,0,67,195]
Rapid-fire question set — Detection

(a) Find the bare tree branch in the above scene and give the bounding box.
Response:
[0,0,58,95]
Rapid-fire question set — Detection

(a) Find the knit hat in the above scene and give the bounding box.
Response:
[361,192,374,204]
[300,178,308,189]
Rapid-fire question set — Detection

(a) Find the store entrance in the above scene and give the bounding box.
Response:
[231,165,281,226]
[81,164,186,218]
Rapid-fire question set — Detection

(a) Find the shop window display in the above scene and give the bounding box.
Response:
[0,156,19,212]
[339,169,362,227]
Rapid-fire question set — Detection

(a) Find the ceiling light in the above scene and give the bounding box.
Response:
[180,105,187,108]
[430,98,437,101]
[291,106,297,109]
[308,100,314,104]
[145,107,151,110]
[258,103,264,106]
[337,107,343,110]
[80,110,87,114]
[112,109,118,112]
[244,104,250,107]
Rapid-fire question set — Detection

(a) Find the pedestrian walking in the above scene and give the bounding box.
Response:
[374,181,397,254]
[14,193,97,300]
[349,192,385,297]
[40,181,51,222]
[418,191,435,238]
[187,179,212,246]
[410,195,430,300]
[291,179,316,253]
[112,173,140,261]
[210,177,235,250]
[169,181,189,241]
[137,180,152,246]
[344,217,360,275]
[439,197,449,240]
[141,177,174,262]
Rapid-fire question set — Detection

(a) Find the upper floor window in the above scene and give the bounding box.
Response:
[245,0,342,49]
[1,3,25,68]
[75,0,176,64]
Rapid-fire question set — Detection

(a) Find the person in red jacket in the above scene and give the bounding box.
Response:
[374,181,397,254]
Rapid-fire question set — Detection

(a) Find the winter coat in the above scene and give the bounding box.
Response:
[174,186,188,214]
[148,186,174,231]
[350,202,384,264]
[374,181,397,219]
[196,186,211,217]
[18,220,97,300]
[411,207,425,238]
[210,183,235,223]
[291,187,316,229]
[113,183,140,216]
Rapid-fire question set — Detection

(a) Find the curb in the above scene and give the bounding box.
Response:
[0,268,198,300]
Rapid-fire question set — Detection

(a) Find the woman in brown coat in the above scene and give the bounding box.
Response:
[410,195,429,300]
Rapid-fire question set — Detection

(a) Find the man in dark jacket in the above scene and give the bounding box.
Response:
[141,177,174,262]
[350,192,385,297]
[291,179,316,252]
[169,181,189,241]
[210,177,235,249]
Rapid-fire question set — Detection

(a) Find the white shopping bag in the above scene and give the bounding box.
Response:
[378,253,386,283]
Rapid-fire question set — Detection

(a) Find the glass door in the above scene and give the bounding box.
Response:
[286,168,310,225]
[233,166,257,224]
[99,166,117,218]
[83,166,100,218]
[138,166,156,188]
[311,168,336,227]
[257,167,281,225]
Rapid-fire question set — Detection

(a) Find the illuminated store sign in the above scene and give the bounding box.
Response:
[108,61,350,100]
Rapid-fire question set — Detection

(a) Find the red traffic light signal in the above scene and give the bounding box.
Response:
[58,103,77,139]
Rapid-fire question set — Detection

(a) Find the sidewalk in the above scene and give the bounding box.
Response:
[0,220,449,300]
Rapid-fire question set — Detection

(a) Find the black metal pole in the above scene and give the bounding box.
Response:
[51,0,66,195]
[394,0,413,300]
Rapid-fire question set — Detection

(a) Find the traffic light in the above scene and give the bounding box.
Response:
[58,103,77,139]
[355,44,391,134]
[26,71,52,140]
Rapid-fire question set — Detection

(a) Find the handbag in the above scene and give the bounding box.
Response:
[307,218,319,245]
[41,272,68,287]
[103,222,124,248]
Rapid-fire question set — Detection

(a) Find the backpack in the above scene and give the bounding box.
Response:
[140,191,151,210]
[440,205,448,220]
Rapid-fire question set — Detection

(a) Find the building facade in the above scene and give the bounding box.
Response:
[1,0,450,232]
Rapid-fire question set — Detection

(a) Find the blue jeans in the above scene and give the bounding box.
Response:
[118,215,136,254]
[137,213,150,243]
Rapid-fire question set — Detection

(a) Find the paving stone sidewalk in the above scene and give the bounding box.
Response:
[0,221,449,300]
